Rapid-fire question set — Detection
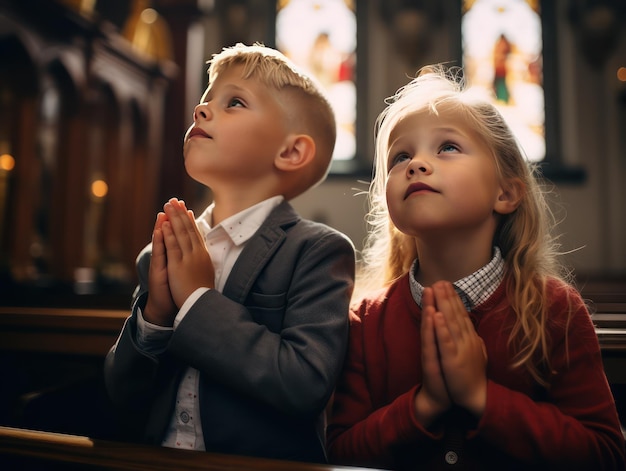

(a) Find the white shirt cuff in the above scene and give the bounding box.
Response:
[136,307,173,353]
[173,287,211,329]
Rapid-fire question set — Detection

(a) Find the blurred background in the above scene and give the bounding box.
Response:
[1,0,626,451]
[1,0,625,309]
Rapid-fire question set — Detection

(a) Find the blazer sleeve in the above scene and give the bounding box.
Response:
[103,243,171,411]
[166,227,355,418]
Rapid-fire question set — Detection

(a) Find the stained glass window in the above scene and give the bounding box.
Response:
[276,0,357,162]
[462,0,545,162]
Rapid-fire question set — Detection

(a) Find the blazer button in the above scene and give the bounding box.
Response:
[180,411,190,423]
[445,451,458,465]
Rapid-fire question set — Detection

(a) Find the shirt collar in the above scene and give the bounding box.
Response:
[195,195,284,246]
[409,246,504,311]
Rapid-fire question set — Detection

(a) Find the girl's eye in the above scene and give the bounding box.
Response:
[440,142,460,153]
[388,152,410,170]
[227,97,244,108]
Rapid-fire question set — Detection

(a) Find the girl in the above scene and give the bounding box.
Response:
[327,66,625,470]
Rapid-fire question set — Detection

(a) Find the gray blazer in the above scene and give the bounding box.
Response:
[104,201,355,463]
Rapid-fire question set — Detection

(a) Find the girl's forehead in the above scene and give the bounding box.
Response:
[389,107,472,139]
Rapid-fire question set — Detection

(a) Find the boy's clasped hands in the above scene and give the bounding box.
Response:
[144,198,215,327]
[416,281,488,427]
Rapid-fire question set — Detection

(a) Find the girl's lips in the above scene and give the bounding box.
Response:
[405,182,437,199]
[188,127,211,139]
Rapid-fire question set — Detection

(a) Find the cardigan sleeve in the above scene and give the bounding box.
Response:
[475,286,626,470]
[327,301,440,469]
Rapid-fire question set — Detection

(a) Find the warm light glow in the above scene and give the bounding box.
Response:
[0,153,15,171]
[91,179,108,198]
[617,67,626,82]
[140,8,158,25]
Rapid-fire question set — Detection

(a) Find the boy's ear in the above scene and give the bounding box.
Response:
[494,177,524,215]
[274,134,316,172]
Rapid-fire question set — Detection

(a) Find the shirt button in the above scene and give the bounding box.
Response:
[180,411,190,423]
[445,451,458,465]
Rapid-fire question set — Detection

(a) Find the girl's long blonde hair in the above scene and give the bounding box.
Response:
[359,65,573,385]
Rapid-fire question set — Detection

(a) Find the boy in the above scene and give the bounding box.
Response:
[104,43,355,463]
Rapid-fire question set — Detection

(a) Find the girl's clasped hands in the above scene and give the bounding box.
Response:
[416,281,487,427]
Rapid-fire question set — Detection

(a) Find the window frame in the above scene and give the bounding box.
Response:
[270,0,372,177]
[458,0,585,183]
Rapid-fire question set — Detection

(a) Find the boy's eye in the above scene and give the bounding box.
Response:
[227,97,244,108]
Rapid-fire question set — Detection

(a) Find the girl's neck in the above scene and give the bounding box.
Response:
[414,232,495,287]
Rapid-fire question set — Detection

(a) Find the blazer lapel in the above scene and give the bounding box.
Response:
[222,201,299,303]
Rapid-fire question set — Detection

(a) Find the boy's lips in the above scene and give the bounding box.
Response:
[405,182,437,199]
[188,127,211,139]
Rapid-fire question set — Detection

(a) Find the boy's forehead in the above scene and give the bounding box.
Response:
[201,65,289,115]
[203,64,255,96]
[209,63,246,86]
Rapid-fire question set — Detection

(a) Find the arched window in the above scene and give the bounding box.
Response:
[275,0,364,174]
[462,0,545,162]
[461,0,585,182]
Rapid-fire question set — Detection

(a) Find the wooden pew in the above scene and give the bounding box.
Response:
[1,284,625,454]
[0,307,128,439]
[578,277,626,353]
[0,426,378,471]
[580,280,626,436]
[0,306,127,356]
[1,298,624,356]
[1,301,623,364]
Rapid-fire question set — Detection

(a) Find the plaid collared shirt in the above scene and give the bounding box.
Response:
[409,247,504,311]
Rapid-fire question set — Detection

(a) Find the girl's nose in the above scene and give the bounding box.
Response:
[193,102,211,122]
[406,157,432,176]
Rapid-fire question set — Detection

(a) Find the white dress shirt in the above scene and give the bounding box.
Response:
[136,196,284,450]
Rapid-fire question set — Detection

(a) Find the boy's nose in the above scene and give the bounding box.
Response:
[193,102,211,121]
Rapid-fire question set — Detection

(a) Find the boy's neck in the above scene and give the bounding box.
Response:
[210,192,282,226]
[207,176,285,226]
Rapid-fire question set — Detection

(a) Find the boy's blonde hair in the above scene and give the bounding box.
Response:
[208,43,336,199]
[360,65,573,385]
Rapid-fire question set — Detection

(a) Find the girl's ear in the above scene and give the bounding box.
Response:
[274,134,316,172]
[494,177,525,215]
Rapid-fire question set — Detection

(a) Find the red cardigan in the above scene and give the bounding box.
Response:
[327,274,625,470]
